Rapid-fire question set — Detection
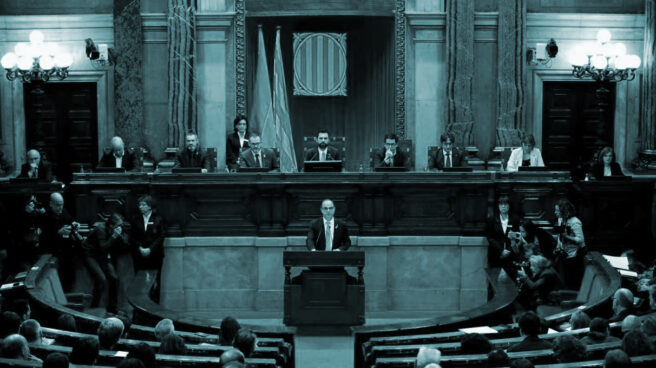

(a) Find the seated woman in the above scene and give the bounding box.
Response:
[506,134,545,172]
[590,146,623,179]
[517,255,563,309]
[226,115,250,171]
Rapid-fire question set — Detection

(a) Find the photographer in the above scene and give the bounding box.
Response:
[82,213,129,314]
[11,194,46,272]
[553,198,586,288]
[516,255,563,310]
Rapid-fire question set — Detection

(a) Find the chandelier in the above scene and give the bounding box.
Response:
[569,29,641,82]
[1,30,73,83]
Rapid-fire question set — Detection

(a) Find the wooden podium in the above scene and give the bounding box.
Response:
[283,251,365,326]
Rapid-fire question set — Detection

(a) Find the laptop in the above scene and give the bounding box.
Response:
[93,167,126,173]
[374,166,408,172]
[518,166,550,172]
[238,167,271,173]
[442,167,473,172]
[304,160,342,172]
[171,168,202,174]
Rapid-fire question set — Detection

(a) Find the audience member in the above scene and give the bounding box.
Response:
[374,133,409,169]
[1,334,41,362]
[43,352,69,368]
[97,317,124,350]
[0,311,21,338]
[220,348,245,366]
[56,314,77,332]
[226,115,250,170]
[553,334,587,363]
[416,346,441,368]
[127,342,156,368]
[648,284,656,311]
[460,333,492,354]
[604,349,632,368]
[506,134,545,172]
[508,311,553,352]
[233,328,256,358]
[222,362,246,368]
[621,330,654,356]
[82,213,128,314]
[18,149,53,181]
[9,299,31,322]
[581,317,620,345]
[219,316,241,345]
[640,315,656,346]
[570,310,591,330]
[610,288,635,323]
[516,255,562,309]
[431,132,465,170]
[238,132,279,171]
[70,336,99,365]
[155,318,175,341]
[487,349,509,367]
[621,315,642,334]
[509,359,534,368]
[304,129,342,162]
[485,195,520,273]
[116,313,132,338]
[159,333,187,355]
[173,131,210,172]
[18,319,41,344]
[553,198,586,287]
[98,136,138,171]
[424,364,441,368]
[117,358,146,368]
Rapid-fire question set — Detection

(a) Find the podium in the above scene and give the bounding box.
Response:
[283,251,365,326]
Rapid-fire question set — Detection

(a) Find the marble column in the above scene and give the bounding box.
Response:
[395,0,407,138]
[113,0,145,146]
[496,0,526,147]
[641,0,656,152]
[446,0,474,147]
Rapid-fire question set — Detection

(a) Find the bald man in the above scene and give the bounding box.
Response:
[97,136,138,171]
[18,149,53,181]
[306,199,351,251]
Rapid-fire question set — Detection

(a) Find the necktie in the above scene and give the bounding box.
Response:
[320,150,326,162]
[325,221,332,251]
[256,153,262,168]
[446,152,452,168]
[31,169,38,178]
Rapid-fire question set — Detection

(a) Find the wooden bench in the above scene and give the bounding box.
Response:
[0,358,108,368]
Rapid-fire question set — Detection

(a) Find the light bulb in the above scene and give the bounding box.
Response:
[591,55,607,69]
[54,53,72,68]
[14,42,29,57]
[17,56,33,70]
[615,43,626,56]
[43,43,58,56]
[627,55,641,69]
[615,55,628,70]
[597,29,611,44]
[569,52,588,66]
[1,52,18,69]
[29,30,44,44]
[602,43,616,57]
[39,55,54,70]
[27,44,43,59]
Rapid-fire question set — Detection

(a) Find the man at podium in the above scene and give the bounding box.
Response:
[306,199,350,252]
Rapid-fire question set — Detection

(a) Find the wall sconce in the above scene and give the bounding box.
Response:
[1,30,72,82]
[527,39,559,67]
[570,29,640,82]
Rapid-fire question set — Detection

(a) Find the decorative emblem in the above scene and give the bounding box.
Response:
[293,33,347,96]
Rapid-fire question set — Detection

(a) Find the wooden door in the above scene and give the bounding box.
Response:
[24,82,98,182]
[542,82,615,176]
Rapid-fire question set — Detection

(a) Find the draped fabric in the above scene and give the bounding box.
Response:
[167,0,197,147]
[642,0,656,150]
[113,0,145,146]
[251,25,275,148]
[446,0,475,147]
[273,27,298,173]
[496,0,527,147]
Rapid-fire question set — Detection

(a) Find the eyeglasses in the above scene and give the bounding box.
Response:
[322,207,334,210]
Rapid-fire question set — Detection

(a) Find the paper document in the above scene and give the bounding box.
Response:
[459,326,498,334]
[602,254,630,270]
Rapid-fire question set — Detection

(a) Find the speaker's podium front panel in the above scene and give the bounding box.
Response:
[283,251,365,326]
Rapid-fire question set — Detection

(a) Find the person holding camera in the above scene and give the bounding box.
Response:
[516,255,563,310]
[82,213,129,314]
[553,198,586,288]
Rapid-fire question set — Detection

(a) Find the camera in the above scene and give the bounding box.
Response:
[508,231,521,240]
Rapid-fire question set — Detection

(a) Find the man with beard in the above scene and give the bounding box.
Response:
[173,131,210,172]
[304,129,342,162]
[238,133,279,171]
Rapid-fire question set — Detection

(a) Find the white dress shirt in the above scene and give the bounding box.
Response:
[238,133,248,148]
[506,147,545,172]
[115,155,123,168]
[324,218,334,251]
[142,211,152,231]
[443,150,453,168]
[318,147,328,161]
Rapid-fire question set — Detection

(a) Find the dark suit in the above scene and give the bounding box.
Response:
[305,146,342,162]
[40,207,80,291]
[97,151,138,171]
[590,162,623,178]
[485,214,520,270]
[130,211,166,271]
[174,148,210,170]
[373,149,409,169]
[226,132,249,166]
[507,336,553,352]
[431,148,466,170]
[239,148,279,171]
[18,162,53,181]
[306,218,351,251]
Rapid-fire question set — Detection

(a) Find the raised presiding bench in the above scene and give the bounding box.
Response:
[283,251,365,326]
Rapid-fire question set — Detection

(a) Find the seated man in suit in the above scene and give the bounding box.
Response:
[432,132,465,170]
[306,199,350,252]
[97,136,138,171]
[238,132,279,171]
[173,131,210,173]
[305,129,342,162]
[18,149,53,181]
[374,133,409,169]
